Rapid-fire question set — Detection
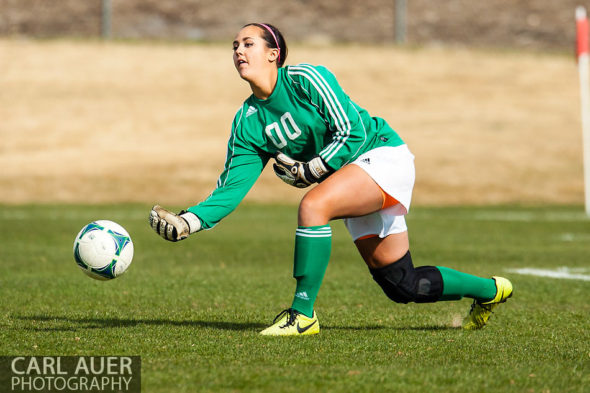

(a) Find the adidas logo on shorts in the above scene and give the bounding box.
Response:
[361,158,371,164]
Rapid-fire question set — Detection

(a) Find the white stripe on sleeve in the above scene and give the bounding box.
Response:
[288,65,351,162]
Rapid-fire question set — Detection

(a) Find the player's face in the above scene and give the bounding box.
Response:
[232,25,278,82]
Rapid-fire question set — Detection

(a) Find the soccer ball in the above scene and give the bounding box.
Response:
[73,220,134,280]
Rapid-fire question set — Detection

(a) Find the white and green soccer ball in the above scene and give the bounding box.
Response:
[73,220,134,280]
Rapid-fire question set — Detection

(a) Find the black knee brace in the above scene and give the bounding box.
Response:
[369,251,443,304]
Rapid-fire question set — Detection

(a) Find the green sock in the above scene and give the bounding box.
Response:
[291,225,332,317]
[437,266,497,302]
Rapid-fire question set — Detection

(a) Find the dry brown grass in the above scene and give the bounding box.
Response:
[0,39,584,206]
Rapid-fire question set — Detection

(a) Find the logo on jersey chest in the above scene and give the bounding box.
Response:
[246,106,258,117]
[265,112,303,149]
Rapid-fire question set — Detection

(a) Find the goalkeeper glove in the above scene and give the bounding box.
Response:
[272,153,331,188]
[149,205,201,242]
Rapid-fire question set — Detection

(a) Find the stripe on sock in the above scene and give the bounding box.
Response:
[296,226,332,238]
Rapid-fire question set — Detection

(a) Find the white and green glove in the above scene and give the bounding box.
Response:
[149,205,201,242]
[272,153,331,188]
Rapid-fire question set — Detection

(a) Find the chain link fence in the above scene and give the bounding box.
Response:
[0,0,580,50]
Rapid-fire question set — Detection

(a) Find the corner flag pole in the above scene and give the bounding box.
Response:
[576,6,590,216]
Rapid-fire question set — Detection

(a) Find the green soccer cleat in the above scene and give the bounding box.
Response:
[463,276,513,330]
[260,308,320,336]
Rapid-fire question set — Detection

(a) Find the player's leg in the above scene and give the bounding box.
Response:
[342,145,512,329]
[356,234,496,302]
[293,163,386,310]
[260,164,385,336]
[293,162,388,311]
[354,231,513,329]
[298,163,385,226]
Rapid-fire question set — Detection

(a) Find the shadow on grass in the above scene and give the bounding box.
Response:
[324,325,460,331]
[14,316,460,333]
[14,315,265,332]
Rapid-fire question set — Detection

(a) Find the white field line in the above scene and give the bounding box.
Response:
[471,211,588,222]
[558,233,590,242]
[506,267,590,281]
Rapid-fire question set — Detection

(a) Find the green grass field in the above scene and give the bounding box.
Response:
[1,204,589,393]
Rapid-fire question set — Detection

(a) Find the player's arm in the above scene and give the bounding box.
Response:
[149,152,266,241]
[149,107,269,241]
[185,145,267,230]
[287,64,368,171]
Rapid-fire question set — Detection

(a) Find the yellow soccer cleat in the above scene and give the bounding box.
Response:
[463,276,513,330]
[260,308,320,336]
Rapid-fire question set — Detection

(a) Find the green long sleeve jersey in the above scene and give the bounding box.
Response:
[188,63,404,229]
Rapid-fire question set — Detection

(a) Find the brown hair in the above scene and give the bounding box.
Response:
[243,23,288,67]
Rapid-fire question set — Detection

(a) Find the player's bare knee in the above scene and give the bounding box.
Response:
[363,254,395,270]
[298,193,329,226]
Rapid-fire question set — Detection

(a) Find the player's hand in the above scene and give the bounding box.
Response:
[272,153,331,188]
[149,205,201,242]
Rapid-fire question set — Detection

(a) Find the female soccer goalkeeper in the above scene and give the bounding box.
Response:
[149,23,513,336]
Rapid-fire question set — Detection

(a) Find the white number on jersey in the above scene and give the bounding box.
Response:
[265,112,302,149]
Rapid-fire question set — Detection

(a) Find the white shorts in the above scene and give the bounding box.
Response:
[343,144,415,241]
